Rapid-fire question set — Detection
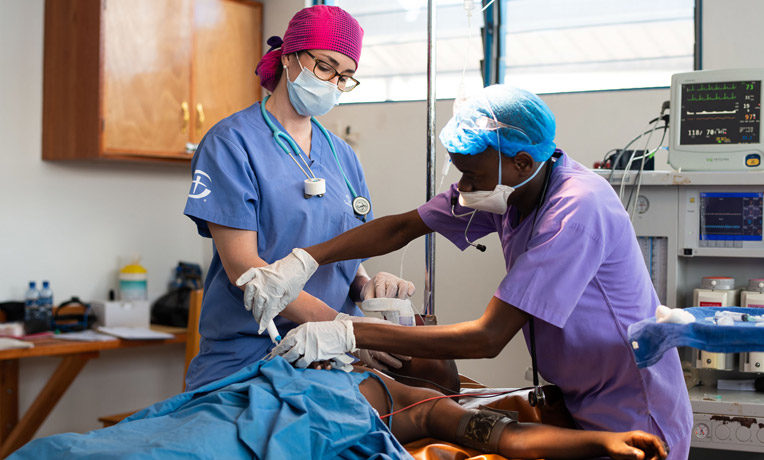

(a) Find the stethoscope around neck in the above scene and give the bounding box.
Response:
[259,95,371,221]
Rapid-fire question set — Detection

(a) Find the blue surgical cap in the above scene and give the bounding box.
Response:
[440,85,557,161]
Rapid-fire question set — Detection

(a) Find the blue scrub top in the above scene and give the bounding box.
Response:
[183,102,371,391]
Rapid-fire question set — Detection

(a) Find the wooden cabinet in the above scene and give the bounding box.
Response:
[43,0,263,162]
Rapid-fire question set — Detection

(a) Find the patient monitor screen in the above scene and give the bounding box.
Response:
[680,80,761,145]
[699,192,763,242]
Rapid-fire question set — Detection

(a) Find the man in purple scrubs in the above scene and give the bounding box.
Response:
[238,85,691,458]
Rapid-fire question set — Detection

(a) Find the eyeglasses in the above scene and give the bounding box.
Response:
[300,51,360,92]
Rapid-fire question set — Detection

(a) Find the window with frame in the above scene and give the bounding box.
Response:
[500,0,696,93]
[331,0,485,103]
[330,0,695,102]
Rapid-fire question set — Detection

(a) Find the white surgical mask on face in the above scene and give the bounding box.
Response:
[458,153,544,214]
[285,58,342,117]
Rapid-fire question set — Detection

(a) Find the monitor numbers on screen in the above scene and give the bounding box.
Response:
[680,80,761,145]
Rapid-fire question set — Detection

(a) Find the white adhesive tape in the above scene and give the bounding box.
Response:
[304,178,326,196]
[361,298,412,312]
[361,298,416,326]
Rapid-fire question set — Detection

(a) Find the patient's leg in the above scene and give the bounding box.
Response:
[358,372,668,460]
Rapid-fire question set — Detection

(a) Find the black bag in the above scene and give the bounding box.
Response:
[0,301,25,322]
[151,287,193,327]
[151,262,203,327]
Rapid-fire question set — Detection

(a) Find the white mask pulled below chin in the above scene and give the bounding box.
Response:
[458,185,514,214]
[458,153,545,215]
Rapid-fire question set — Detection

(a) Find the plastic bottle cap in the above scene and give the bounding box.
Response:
[701,277,735,290]
[120,263,147,274]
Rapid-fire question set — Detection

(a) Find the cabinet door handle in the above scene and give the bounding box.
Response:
[181,101,190,134]
[196,103,206,130]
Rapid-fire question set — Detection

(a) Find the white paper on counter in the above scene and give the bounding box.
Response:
[97,326,174,340]
[57,330,118,342]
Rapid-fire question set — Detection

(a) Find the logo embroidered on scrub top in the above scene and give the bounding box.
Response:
[188,170,212,199]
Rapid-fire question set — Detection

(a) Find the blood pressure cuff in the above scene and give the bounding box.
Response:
[455,406,517,453]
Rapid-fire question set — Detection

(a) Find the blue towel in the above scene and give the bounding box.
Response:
[628,307,764,368]
[10,357,411,460]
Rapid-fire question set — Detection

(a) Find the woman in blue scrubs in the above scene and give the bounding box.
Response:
[182,5,414,391]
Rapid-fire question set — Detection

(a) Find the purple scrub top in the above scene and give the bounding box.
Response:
[418,151,691,458]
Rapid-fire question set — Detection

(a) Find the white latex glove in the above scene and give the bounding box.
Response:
[356,349,407,370]
[322,354,356,373]
[236,248,318,333]
[335,312,410,370]
[360,272,416,300]
[270,320,357,371]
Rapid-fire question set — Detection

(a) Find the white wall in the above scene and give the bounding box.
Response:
[2,0,763,443]
[1,0,201,439]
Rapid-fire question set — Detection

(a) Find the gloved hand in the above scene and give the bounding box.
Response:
[335,312,411,370]
[360,272,416,300]
[236,248,318,333]
[303,354,356,372]
[319,354,356,373]
[356,349,408,370]
[270,320,357,371]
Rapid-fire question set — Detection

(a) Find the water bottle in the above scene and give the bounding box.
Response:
[24,281,42,334]
[39,280,54,329]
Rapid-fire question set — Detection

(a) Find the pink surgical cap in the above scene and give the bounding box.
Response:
[255,5,364,92]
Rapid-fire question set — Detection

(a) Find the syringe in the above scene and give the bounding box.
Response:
[265,320,281,344]
[714,310,764,323]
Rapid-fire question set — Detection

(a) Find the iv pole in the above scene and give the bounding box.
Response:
[423,0,437,323]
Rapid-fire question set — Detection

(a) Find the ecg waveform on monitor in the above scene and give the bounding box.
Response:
[680,79,761,145]
[686,83,739,91]
[686,93,738,102]
[700,194,763,241]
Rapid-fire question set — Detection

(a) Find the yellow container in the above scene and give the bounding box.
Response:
[119,262,147,301]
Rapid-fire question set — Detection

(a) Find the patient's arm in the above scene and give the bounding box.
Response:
[363,356,461,395]
[357,372,667,460]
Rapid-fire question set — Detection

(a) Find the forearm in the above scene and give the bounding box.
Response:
[208,223,339,324]
[306,210,431,265]
[229,257,337,323]
[422,401,609,459]
[353,321,501,359]
[279,291,339,323]
[495,424,609,460]
[219,251,337,323]
[353,296,526,359]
